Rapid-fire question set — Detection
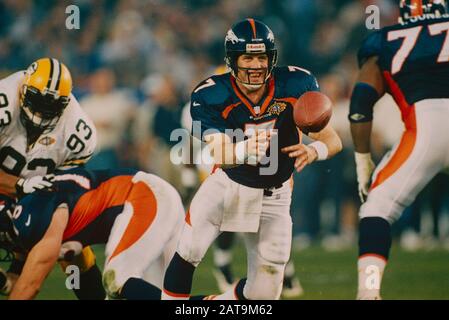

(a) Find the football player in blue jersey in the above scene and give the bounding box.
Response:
[162,18,342,300]
[188,65,303,298]
[349,0,449,299]
[0,168,184,300]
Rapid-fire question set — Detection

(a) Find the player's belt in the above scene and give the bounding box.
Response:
[263,184,283,197]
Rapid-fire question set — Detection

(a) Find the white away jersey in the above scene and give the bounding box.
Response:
[0,71,97,178]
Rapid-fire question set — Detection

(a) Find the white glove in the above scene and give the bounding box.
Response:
[15,174,55,197]
[354,152,375,203]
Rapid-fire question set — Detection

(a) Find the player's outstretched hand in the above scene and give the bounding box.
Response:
[15,174,55,197]
[281,143,318,172]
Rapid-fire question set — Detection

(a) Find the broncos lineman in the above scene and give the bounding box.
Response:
[349,0,449,299]
[0,167,184,299]
[0,58,104,299]
[163,19,342,300]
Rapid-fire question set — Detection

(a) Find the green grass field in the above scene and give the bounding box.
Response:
[2,242,449,300]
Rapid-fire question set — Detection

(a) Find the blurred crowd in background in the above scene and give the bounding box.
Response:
[1,0,449,251]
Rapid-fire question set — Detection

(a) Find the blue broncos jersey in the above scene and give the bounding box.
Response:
[190,66,319,188]
[359,16,449,108]
[11,167,139,251]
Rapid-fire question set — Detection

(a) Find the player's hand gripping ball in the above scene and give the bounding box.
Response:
[293,91,332,133]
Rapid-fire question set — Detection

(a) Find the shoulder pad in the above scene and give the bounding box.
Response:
[274,66,320,94]
[0,71,25,90]
[14,192,62,250]
[191,73,232,106]
[275,65,312,77]
[0,72,24,128]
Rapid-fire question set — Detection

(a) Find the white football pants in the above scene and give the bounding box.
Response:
[177,168,293,300]
[361,99,449,223]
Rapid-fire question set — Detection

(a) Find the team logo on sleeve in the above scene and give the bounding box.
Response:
[38,136,56,146]
[350,113,366,121]
[267,101,286,115]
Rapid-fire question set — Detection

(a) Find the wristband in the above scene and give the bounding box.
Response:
[309,141,329,161]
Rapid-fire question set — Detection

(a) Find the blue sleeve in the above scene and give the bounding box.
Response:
[305,73,320,92]
[284,69,320,97]
[14,192,66,250]
[358,31,382,68]
[190,89,228,141]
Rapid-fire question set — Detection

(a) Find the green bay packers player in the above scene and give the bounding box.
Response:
[0,58,105,299]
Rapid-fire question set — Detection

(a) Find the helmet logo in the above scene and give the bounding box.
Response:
[267,30,275,43]
[225,29,243,44]
[26,62,38,76]
[246,43,266,53]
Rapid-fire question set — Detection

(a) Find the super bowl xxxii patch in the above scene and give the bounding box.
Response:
[268,101,286,115]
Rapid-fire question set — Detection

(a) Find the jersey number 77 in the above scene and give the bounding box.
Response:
[388,21,449,74]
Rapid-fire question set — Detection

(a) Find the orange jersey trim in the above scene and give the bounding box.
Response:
[230,76,257,117]
[63,176,134,240]
[278,96,302,142]
[229,75,276,118]
[163,288,190,298]
[259,77,276,115]
[222,102,242,119]
[276,97,297,106]
[383,71,415,128]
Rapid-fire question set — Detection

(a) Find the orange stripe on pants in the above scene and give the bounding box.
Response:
[108,181,158,262]
[370,106,417,190]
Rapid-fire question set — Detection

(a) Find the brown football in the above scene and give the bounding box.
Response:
[293,91,332,133]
